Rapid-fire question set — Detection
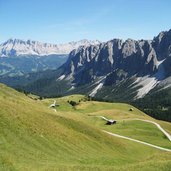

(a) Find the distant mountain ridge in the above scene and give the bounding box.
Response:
[1,29,171,100]
[52,29,170,98]
[18,29,171,101]
[0,39,101,57]
[0,38,100,77]
[1,29,171,122]
[0,54,67,77]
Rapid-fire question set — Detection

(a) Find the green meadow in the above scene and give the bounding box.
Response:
[0,84,171,171]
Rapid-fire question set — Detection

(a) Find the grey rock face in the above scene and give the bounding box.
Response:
[5,29,171,100]
[153,30,171,60]
[152,30,171,77]
[60,30,171,87]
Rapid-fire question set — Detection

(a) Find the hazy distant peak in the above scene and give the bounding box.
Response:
[0,38,101,57]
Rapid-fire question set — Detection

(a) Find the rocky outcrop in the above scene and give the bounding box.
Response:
[55,29,171,98]
[61,32,170,84]
[3,29,171,100]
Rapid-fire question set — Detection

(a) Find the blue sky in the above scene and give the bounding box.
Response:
[0,0,171,44]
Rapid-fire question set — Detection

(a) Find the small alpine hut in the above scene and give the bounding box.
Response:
[129,108,134,111]
[106,119,116,125]
[49,100,60,108]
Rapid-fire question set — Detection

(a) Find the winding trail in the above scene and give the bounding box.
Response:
[103,130,171,152]
[99,116,109,121]
[98,115,171,151]
[99,116,171,141]
[124,118,171,141]
[49,100,57,108]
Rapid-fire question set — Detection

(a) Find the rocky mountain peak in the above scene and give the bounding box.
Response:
[58,29,171,99]
[0,39,101,57]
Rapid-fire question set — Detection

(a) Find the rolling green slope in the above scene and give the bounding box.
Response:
[0,85,171,170]
[43,96,171,149]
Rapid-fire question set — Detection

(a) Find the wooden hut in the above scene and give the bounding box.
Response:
[106,120,116,125]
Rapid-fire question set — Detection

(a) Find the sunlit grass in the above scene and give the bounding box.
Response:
[0,84,171,170]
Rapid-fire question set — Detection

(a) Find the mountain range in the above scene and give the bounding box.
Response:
[24,29,171,98]
[0,39,100,77]
[0,29,171,121]
[0,39,100,57]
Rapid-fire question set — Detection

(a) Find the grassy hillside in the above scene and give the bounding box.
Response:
[0,84,171,170]
[44,96,171,149]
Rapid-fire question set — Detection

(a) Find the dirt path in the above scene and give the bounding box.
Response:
[103,130,171,152]
[99,116,171,141]
[121,118,171,141]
